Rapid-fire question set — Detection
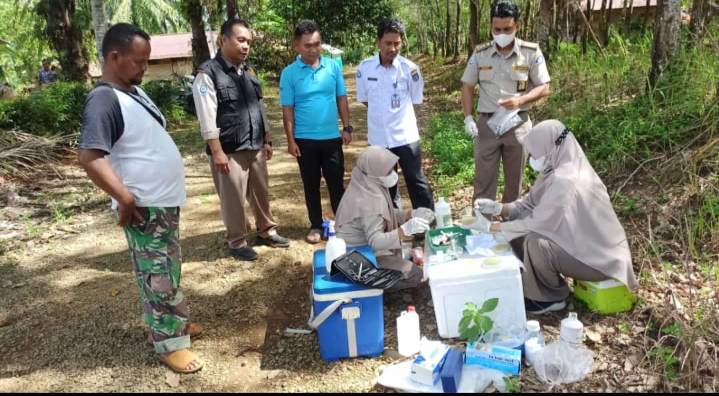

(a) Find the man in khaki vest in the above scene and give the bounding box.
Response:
[461,1,550,205]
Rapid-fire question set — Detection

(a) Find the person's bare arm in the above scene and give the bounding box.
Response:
[77,149,143,226]
[336,95,352,145]
[282,106,300,157]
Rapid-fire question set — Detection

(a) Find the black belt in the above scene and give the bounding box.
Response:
[479,110,527,117]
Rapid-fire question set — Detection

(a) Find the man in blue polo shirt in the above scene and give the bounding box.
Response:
[280,20,352,244]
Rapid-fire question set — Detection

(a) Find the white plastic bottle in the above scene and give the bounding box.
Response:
[560,312,584,349]
[397,306,421,357]
[324,220,346,272]
[434,197,452,229]
[524,320,545,367]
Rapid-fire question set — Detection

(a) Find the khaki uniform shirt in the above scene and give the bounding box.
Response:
[461,38,551,113]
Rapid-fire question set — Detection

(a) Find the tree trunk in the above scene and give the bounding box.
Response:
[90,0,108,72]
[36,0,90,84]
[226,0,239,19]
[599,0,609,45]
[184,0,211,70]
[537,0,552,53]
[689,0,709,48]
[583,0,592,53]
[445,0,452,57]
[624,0,635,32]
[469,0,479,56]
[453,0,461,59]
[648,0,681,90]
[642,0,652,31]
[523,0,533,39]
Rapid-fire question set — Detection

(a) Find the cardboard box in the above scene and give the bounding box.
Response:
[440,349,465,393]
[410,343,451,386]
[465,342,522,375]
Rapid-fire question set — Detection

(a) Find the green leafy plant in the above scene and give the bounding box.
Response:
[502,376,521,393]
[458,298,499,345]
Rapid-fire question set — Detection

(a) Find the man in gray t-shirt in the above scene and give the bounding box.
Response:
[77,23,203,375]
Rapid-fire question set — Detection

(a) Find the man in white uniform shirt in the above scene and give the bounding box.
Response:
[356,17,434,213]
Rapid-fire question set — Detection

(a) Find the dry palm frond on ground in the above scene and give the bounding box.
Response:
[0,130,70,179]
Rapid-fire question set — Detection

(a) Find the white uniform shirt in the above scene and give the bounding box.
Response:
[356,54,424,149]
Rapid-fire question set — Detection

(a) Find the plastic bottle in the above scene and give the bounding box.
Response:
[560,312,584,349]
[397,306,421,357]
[524,320,545,367]
[323,219,346,272]
[434,197,452,229]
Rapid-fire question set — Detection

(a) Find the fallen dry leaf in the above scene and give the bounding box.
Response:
[586,328,602,343]
[11,282,27,289]
[165,371,180,388]
[111,289,119,297]
[217,286,233,297]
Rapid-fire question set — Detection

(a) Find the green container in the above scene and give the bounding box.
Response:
[573,279,635,314]
[426,226,471,254]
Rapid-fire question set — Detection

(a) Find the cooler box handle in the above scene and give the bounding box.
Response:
[308,297,352,329]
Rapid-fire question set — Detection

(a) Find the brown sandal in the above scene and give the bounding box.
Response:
[158,349,204,374]
[148,323,204,344]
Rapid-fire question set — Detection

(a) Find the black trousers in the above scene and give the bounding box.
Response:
[388,141,434,211]
[295,138,346,230]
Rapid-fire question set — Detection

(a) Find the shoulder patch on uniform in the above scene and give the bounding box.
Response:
[535,55,545,64]
[357,69,362,78]
[519,41,539,49]
[468,56,474,66]
[411,68,419,82]
[474,41,492,53]
[198,84,209,95]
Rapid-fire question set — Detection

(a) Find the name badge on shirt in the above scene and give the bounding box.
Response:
[368,77,378,81]
[391,93,400,109]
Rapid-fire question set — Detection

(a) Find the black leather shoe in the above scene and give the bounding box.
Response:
[229,246,258,261]
[255,234,291,248]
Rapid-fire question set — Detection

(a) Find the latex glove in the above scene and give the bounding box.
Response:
[461,213,491,233]
[412,207,435,222]
[464,116,478,138]
[400,217,430,236]
[474,199,502,216]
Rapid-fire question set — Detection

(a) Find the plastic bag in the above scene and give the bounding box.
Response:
[487,107,523,138]
[458,367,508,393]
[533,341,594,388]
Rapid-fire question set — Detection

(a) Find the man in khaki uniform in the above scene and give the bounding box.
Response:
[461,1,550,205]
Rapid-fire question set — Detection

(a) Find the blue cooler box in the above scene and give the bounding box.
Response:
[310,246,384,362]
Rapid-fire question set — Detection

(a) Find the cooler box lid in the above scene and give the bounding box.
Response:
[313,246,382,296]
[428,255,520,283]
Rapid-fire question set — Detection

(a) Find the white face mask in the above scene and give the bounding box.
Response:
[493,31,516,48]
[529,156,547,172]
[379,171,399,188]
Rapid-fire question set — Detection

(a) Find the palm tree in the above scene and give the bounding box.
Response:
[90,0,108,71]
[105,0,188,34]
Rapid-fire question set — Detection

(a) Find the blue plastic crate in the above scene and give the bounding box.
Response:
[311,246,384,362]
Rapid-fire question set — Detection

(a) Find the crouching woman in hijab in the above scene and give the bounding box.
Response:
[469,120,639,315]
[335,146,434,291]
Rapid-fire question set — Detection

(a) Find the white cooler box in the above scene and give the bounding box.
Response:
[427,255,527,339]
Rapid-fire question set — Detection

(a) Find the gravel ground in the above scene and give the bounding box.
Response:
[2,64,715,393]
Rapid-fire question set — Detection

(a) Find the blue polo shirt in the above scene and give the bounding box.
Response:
[279,56,347,140]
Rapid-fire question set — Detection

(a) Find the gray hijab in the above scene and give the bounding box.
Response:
[335,146,399,231]
[501,120,638,291]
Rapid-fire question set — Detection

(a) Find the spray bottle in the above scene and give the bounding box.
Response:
[323,219,346,272]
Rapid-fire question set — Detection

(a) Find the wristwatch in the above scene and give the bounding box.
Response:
[342,125,353,134]
[264,141,272,147]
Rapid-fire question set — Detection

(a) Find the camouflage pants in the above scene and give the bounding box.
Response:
[122,207,190,354]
